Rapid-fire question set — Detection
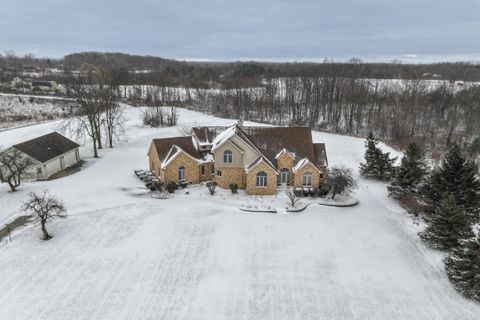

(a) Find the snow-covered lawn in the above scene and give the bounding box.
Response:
[0,106,479,319]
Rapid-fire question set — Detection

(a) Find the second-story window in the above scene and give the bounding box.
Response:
[223,150,233,163]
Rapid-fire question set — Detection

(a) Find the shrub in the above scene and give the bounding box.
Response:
[166,181,178,193]
[206,181,217,195]
[229,183,238,194]
[323,166,357,199]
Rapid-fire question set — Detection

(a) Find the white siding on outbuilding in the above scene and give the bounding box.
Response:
[36,147,80,180]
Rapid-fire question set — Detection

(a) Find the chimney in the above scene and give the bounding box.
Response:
[238,118,244,127]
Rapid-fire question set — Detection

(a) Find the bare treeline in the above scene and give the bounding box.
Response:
[145,77,480,155]
[63,69,126,157]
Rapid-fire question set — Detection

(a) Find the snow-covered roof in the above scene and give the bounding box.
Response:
[211,125,237,152]
[161,144,201,169]
[245,156,279,174]
[199,153,214,164]
[292,157,321,173]
[275,148,296,160]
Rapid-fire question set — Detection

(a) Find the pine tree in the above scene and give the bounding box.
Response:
[378,151,397,180]
[388,143,429,199]
[422,145,480,224]
[444,232,480,301]
[420,193,472,251]
[360,131,397,180]
[359,131,380,177]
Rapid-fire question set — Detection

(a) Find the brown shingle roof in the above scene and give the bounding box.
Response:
[239,126,316,164]
[151,136,201,162]
[191,125,328,169]
[313,143,328,167]
[13,132,79,163]
[192,126,228,144]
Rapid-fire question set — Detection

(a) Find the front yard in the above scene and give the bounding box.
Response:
[0,106,479,319]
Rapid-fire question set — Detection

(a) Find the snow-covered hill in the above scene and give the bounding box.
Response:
[0,106,478,319]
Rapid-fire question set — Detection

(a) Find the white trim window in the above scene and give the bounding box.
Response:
[178,166,186,180]
[256,171,267,187]
[223,149,233,163]
[303,172,312,186]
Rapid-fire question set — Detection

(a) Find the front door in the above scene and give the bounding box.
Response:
[280,169,289,185]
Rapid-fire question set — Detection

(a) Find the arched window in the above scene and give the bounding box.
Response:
[256,171,267,187]
[223,149,233,163]
[303,172,312,186]
[178,166,185,180]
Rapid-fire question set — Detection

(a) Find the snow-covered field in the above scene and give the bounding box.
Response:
[0,106,479,320]
[0,93,76,130]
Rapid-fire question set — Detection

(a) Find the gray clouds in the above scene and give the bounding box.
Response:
[1,0,479,61]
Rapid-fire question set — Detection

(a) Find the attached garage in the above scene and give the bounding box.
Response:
[13,132,81,180]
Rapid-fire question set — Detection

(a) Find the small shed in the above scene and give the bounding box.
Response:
[13,132,80,180]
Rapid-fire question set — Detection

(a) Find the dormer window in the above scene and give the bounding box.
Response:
[223,150,233,163]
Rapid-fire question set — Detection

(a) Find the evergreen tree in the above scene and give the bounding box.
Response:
[466,136,480,161]
[359,131,379,177]
[444,232,480,301]
[420,193,472,251]
[360,131,397,180]
[388,143,429,199]
[422,145,480,223]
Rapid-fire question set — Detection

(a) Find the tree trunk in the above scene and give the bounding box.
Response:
[331,192,336,200]
[7,180,17,192]
[41,221,51,240]
[92,138,98,158]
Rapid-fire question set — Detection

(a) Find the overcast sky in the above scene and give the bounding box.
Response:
[2,0,480,62]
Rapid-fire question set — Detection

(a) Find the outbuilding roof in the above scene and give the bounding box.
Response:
[13,132,79,163]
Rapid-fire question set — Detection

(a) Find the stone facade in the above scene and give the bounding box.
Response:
[214,167,244,189]
[276,152,296,185]
[245,162,278,195]
[148,144,162,177]
[293,162,321,189]
[149,126,327,195]
[162,152,200,185]
[199,162,214,182]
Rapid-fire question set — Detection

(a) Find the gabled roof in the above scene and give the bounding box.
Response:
[245,156,279,174]
[161,145,201,169]
[239,126,316,164]
[313,143,328,167]
[13,132,79,163]
[275,148,296,160]
[192,126,228,144]
[292,157,322,173]
[192,125,327,171]
[211,125,238,152]
[151,136,202,163]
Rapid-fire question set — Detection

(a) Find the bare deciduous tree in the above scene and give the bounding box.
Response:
[0,147,34,192]
[102,86,126,148]
[66,78,105,158]
[23,190,67,240]
[206,181,217,195]
[65,71,127,156]
[285,187,300,208]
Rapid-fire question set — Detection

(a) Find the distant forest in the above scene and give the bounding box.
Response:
[1,51,480,154]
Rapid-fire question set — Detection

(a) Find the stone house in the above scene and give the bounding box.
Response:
[148,123,327,195]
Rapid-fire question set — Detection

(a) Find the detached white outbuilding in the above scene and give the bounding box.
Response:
[13,132,81,180]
